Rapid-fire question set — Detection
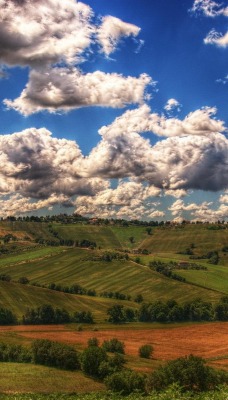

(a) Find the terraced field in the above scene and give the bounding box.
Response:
[0,248,223,305]
[0,280,133,322]
[0,221,226,320]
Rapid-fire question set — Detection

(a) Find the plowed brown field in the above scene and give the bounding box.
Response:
[1,322,227,365]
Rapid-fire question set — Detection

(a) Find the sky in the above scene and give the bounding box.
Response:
[0,0,227,222]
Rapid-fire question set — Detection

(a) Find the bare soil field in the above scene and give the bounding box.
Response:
[1,322,227,367]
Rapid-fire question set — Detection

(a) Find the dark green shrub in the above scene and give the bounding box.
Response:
[102,338,125,354]
[18,277,30,284]
[0,307,17,325]
[98,353,126,379]
[87,337,99,347]
[81,346,107,377]
[146,354,228,392]
[73,310,94,323]
[0,343,32,363]
[32,339,80,370]
[105,370,146,395]
[139,344,153,359]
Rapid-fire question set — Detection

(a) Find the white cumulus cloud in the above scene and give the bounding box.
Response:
[4,68,151,115]
[97,16,141,56]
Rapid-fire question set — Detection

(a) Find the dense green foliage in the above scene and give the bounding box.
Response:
[105,370,146,395]
[107,305,137,323]
[0,342,31,363]
[1,387,228,400]
[81,346,108,377]
[0,307,17,325]
[146,355,228,392]
[138,297,228,322]
[23,304,71,324]
[138,344,153,359]
[22,304,94,324]
[102,338,125,354]
[32,339,80,370]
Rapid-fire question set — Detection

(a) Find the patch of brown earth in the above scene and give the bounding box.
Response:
[1,322,227,362]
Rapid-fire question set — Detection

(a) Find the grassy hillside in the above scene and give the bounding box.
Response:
[0,280,134,322]
[0,248,223,304]
[140,224,228,254]
[0,221,226,318]
[53,224,122,249]
[0,363,105,393]
[0,221,56,242]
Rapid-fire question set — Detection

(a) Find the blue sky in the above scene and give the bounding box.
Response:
[0,0,227,221]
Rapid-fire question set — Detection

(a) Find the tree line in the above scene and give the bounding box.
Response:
[0,296,227,326]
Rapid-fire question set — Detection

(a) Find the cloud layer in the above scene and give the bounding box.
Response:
[0,0,94,67]
[0,105,227,219]
[4,69,151,115]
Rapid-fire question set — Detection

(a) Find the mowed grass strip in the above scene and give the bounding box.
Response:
[109,226,148,249]
[0,247,65,268]
[141,225,228,254]
[176,264,228,294]
[0,280,133,322]
[52,224,122,249]
[0,363,105,393]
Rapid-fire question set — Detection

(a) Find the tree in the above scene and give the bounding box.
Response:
[139,344,153,359]
[134,294,144,303]
[146,227,152,235]
[87,337,99,347]
[146,354,227,392]
[18,276,29,284]
[102,338,125,354]
[0,308,17,325]
[81,346,107,377]
[105,370,146,395]
[107,305,127,324]
[32,339,80,370]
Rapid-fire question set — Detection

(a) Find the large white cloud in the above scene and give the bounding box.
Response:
[75,181,162,219]
[80,106,228,196]
[4,68,151,115]
[0,127,110,201]
[0,0,94,67]
[97,105,225,140]
[0,114,227,218]
[97,16,140,56]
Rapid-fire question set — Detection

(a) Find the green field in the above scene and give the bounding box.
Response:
[0,280,134,322]
[0,363,105,393]
[0,222,226,317]
[0,247,223,305]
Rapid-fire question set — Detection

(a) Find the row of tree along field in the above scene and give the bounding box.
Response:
[1,296,228,325]
[0,337,227,395]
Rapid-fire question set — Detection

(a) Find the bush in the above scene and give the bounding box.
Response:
[146,354,228,392]
[139,344,153,359]
[18,276,30,284]
[98,353,125,379]
[0,307,17,325]
[102,338,125,354]
[105,370,146,395]
[81,346,108,377]
[0,343,32,363]
[87,337,99,347]
[32,339,80,370]
[22,304,71,324]
[73,311,94,324]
